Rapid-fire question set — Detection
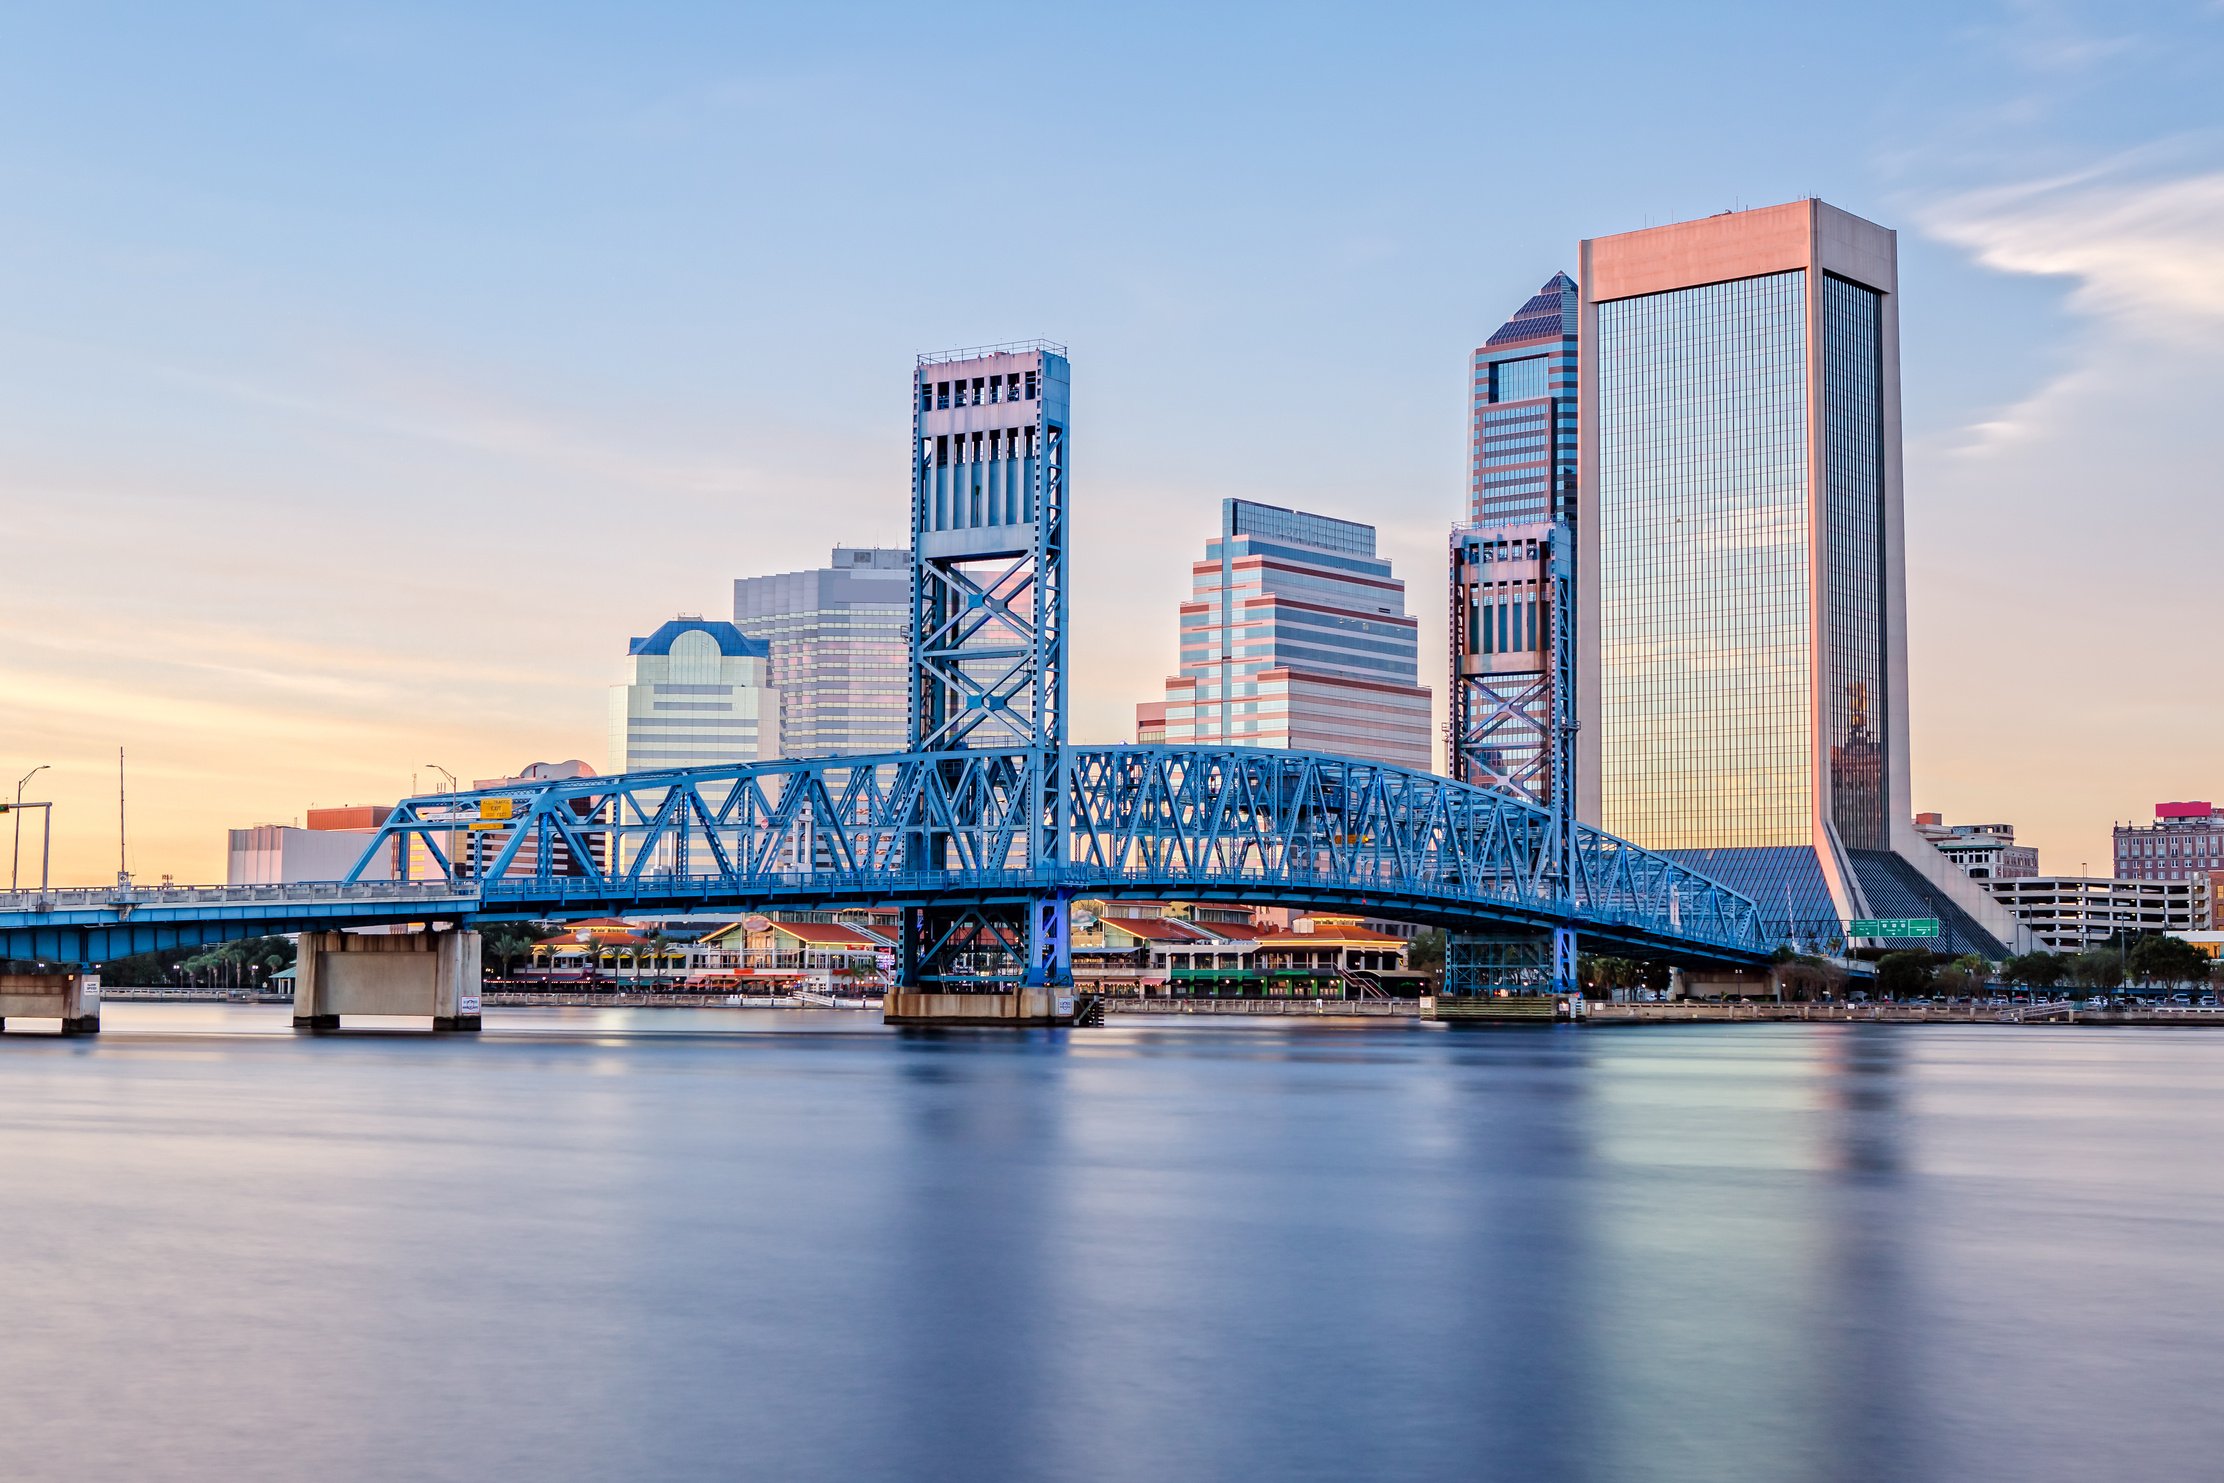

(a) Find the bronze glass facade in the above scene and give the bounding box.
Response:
[1596,269,1812,851]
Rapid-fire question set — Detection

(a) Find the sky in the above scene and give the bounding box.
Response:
[2,0,2220,886]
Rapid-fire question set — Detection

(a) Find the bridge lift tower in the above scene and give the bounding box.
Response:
[890,341,1075,1025]
[1446,520,1579,1005]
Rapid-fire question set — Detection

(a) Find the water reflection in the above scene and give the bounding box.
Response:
[0,1009,2221,1482]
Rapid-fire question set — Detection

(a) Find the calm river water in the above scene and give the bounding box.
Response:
[3,1006,2221,1482]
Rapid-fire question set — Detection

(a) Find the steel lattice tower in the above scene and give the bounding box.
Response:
[902,342,1072,997]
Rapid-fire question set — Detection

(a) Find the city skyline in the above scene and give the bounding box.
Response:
[5,4,2221,883]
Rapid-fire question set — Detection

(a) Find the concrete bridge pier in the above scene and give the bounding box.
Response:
[883,898,1078,1026]
[1424,927,1580,1023]
[883,988,1077,1026]
[292,929,483,1032]
[0,970,100,1034]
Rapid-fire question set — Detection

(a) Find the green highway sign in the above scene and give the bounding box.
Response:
[1850,917,1940,939]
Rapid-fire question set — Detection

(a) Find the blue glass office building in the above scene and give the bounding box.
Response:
[1449,274,1578,800]
[1574,201,2021,957]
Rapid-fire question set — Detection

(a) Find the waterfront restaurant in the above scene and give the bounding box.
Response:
[688,914,895,987]
[1070,901,1413,998]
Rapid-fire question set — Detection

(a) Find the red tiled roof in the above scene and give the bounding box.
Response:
[774,922,884,947]
[1191,920,1270,941]
[1106,917,1215,943]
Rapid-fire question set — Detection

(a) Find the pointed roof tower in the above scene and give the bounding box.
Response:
[1484,272,1578,349]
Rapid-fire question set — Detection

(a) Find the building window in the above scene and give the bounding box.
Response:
[1492,356,1547,403]
[936,381,950,409]
[1024,371,1037,400]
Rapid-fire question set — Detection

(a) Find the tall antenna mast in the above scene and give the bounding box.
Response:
[117,746,128,887]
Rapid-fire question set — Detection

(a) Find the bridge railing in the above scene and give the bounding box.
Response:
[0,879,476,914]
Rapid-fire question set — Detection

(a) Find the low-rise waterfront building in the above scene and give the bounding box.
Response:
[523,909,897,990]
[1070,899,1413,997]
[690,914,896,986]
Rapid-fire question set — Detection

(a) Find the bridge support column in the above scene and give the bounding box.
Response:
[1424,929,1580,1023]
[884,900,1077,1027]
[293,929,482,1032]
[0,969,100,1034]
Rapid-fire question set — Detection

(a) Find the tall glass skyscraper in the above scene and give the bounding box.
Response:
[1151,499,1431,771]
[1450,274,1578,799]
[1575,200,2023,956]
[1467,272,1578,529]
[733,547,910,758]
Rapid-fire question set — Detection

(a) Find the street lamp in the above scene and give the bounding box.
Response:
[425,764,458,793]
[12,763,49,892]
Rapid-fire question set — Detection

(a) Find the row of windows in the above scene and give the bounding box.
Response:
[924,427,1038,466]
[1468,537,1542,564]
[623,748,768,762]
[1208,536,1390,579]
[1470,598,1540,655]
[2121,834,2224,854]
[922,371,1036,410]
[1225,501,1377,556]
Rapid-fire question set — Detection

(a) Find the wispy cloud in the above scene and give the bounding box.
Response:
[1904,145,2224,870]
[1976,0,2140,74]
[1921,163,2224,343]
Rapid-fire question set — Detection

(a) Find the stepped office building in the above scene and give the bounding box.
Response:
[1151,499,1432,772]
[733,546,910,759]
[1575,199,2025,956]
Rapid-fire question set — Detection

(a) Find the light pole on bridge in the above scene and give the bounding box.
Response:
[12,763,49,893]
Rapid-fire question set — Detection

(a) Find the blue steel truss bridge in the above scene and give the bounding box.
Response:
[0,342,1772,1019]
[1,745,1766,972]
